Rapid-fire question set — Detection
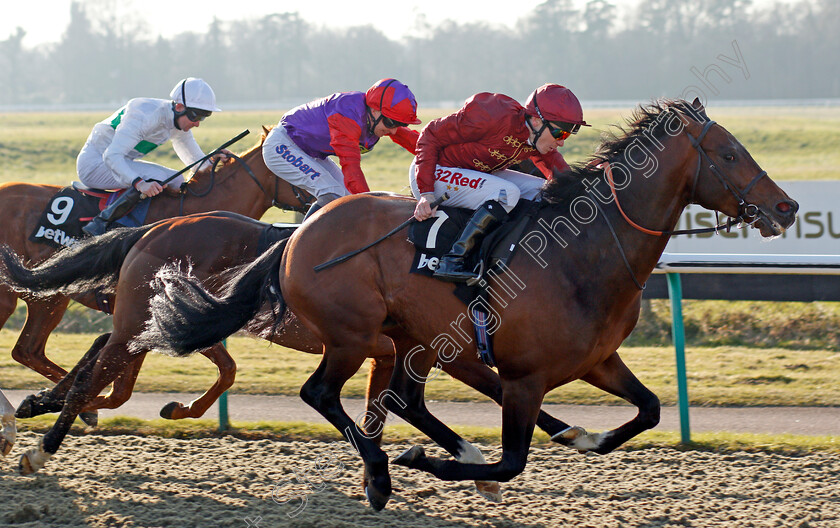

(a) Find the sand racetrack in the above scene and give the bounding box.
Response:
[1,432,837,527]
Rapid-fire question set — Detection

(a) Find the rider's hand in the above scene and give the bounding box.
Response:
[413,193,438,221]
[211,148,233,164]
[135,179,164,197]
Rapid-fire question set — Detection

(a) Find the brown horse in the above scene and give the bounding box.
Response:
[0,127,310,385]
[2,211,577,499]
[26,100,800,509]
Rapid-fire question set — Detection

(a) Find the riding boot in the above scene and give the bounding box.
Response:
[434,200,508,283]
[82,187,143,236]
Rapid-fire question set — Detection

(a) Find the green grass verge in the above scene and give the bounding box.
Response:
[14,415,839,455]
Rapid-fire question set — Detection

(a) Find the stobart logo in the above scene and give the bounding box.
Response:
[276,144,321,180]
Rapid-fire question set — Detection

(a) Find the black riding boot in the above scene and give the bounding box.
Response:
[82,187,143,236]
[434,200,508,283]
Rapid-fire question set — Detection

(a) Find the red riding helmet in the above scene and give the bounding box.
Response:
[525,84,589,130]
[365,78,422,125]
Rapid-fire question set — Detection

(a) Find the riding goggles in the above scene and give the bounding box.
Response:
[545,120,580,141]
[381,115,408,129]
[184,107,213,122]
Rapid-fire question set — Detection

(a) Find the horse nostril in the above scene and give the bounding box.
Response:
[776,200,798,215]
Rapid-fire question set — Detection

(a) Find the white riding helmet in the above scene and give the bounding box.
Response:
[169,77,222,112]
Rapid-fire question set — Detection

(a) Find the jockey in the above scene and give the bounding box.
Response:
[262,78,421,221]
[411,84,588,283]
[79,78,230,236]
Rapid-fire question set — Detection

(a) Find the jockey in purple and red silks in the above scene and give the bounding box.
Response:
[263,78,422,221]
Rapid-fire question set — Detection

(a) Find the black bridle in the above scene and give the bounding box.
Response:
[178,154,312,215]
[596,111,771,290]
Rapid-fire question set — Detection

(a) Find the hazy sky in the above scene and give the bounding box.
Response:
[4,0,547,47]
[2,0,789,48]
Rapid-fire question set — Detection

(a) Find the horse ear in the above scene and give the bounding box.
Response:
[690,98,710,120]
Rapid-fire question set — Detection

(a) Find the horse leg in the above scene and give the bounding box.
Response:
[19,344,141,475]
[160,343,235,419]
[82,353,146,413]
[395,375,545,484]
[355,354,395,493]
[299,343,392,511]
[11,296,71,383]
[0,388,15,457]
[554,351,660,455]
[387,338,502,502]
[15,333,111,420]
[443,353,572,437]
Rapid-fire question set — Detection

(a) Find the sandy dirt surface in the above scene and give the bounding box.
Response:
[1,432,838,528]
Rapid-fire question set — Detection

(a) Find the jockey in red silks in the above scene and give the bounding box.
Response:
[411,84,589,283]
[263,78,422,221]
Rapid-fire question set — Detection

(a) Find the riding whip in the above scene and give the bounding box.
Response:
[314,193,449,272]
[102,130,251,219]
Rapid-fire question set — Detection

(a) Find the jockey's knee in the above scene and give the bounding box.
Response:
[496,184,520,213]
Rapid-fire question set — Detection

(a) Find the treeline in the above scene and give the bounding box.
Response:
[1,0,838,107]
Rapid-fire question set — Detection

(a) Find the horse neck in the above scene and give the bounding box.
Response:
[535,134,695,299]
[180,149,276,220]
[605,134,697,279]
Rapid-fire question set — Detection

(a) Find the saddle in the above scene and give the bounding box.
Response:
[408,200,540,366]
[30,183,152,248]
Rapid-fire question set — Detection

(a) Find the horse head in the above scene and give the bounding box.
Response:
[673,98,798,237]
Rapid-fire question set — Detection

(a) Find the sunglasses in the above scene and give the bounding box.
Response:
[381,115,407,129]
[545,120,580,141]
[184,107,212,122]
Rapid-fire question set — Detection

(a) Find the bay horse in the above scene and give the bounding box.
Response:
[26,100,799,509]
[2,211,581,501]
[0,127,310,392]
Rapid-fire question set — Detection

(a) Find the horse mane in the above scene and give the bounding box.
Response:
[541,99,700,204]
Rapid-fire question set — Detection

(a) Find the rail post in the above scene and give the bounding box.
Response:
[666,272,691,443]
[218,339,230,431]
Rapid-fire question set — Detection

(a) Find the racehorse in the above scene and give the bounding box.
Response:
[0,127,311,391]
[27,100,801,509]
[1,211,580,500]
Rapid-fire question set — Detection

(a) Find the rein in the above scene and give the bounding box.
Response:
[599,113,769,290]
[178,154,312,215]
[605,118,767,237]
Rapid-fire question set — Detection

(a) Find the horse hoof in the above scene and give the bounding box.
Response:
[475,480,503,503]
[15,390,62,419]
[393,445,425,468]
[79,411,98,428]
[159,401,183,420]
[1,416,16,457]
[361,465,391,511]
[551,426,602,453]
[364,481,391,511]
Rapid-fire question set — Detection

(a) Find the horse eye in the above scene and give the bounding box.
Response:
[723,154,736,162]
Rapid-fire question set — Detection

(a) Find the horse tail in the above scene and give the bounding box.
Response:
[136,237,289,357]
[0,225,155,297]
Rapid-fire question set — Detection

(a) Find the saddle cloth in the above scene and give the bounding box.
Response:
[29,185,151,249]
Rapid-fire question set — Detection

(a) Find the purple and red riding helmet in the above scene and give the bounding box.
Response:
[365,78,422,125]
